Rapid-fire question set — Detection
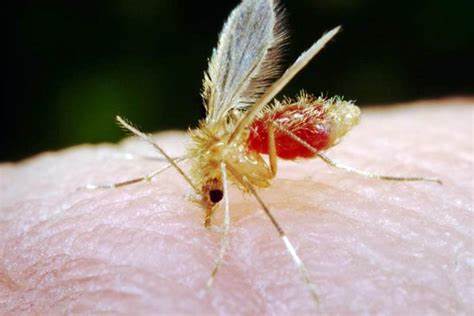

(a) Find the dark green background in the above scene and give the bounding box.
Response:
[3,0,472,161]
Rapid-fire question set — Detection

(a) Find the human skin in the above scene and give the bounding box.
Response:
[0,99,472,315]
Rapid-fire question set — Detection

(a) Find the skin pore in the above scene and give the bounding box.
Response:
[0,99,472,314]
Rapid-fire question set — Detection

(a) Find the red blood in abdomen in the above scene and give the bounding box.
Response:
[248,105,330,160]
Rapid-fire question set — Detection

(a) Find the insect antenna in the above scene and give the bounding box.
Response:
[273,122,442,184]
[116,116,199,192]
[226,164,321,305]
[205,162,232,290]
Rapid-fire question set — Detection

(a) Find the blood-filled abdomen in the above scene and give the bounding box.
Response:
[248,104,330,160]
[247,95,361,160]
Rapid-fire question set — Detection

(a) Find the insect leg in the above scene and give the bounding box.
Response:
[273,122,442,184]
[205,162,231,290]
[226,164,320,305]
[116,116,200,193]
[110,152,185,162]
[80,157,188,190]
[267,121,278,177]
[317,153,442,184]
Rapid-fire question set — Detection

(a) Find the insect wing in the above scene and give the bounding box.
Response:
[228,26,341,143]
[203,0,287,123]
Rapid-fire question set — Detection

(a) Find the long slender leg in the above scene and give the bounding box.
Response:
[317,153,442,184]
[116,116,199,193]
[111,152,186,162]
[205,162,231,290]
[273,122,442,184]
[226,164,320,305]
[80,157,187,190]
[267,121,278,177]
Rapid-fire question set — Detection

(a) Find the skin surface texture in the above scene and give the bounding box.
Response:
[0,99,473,315]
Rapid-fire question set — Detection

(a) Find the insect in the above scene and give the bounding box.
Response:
[84,0,441,306]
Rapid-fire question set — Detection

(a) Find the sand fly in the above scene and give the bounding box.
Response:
[84,0,441,305]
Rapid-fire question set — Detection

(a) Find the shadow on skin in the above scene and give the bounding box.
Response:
[0,99,472,314]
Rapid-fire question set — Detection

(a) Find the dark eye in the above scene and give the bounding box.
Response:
[209,190,224,203]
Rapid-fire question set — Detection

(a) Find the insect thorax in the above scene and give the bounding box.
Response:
[188,121,272,198]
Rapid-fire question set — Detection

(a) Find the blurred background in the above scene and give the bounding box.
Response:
[3,0,472,161]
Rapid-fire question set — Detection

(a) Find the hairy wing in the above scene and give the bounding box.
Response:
[203,0,287,123]
[228,26,341,143]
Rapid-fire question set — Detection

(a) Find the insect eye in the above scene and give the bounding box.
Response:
[209,190,224,203]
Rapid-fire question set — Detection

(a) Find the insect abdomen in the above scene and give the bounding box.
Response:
[248,104,330,160]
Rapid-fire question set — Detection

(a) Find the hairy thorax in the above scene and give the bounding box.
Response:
[188,121,272,205]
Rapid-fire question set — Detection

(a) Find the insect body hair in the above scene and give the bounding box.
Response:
[248,92,361,158]
[187,122,228,191]
[279,93,360,146]
[188,120,272,188]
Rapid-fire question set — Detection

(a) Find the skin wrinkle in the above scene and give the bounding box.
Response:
[14,191,258,312]
[43,271,148,298]
[57,292,138,315]
[37,258,108,288]
[41,273,161,313]
[229,241,291,314]
[88,226,208,281]
[310,158,471,237]
[26,255,81,290]
[306,217,410,273]
[0,271,19,292]
[6,256,211,314]
[340,184,467,244]
[252,170,466,312]
[229,203,313,306]
[230,177,460,312]
[327,200,464,283]
[0,100,473,314]
[331,214,459,312]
